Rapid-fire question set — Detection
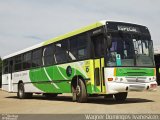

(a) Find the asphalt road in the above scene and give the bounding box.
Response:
[0,87,160,114]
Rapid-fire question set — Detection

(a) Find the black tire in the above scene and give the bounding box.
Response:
[75,78,87,103]
[114,92,128,102]
[72,85,77,102]
[17,83,32,99]
[17,83,25,99]
[43,93,58,98]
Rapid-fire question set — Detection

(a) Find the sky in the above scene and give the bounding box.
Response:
[0,0,160,57]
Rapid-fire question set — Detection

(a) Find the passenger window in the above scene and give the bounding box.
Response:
[69,37,78,60]
[69,33,88,61]
[78,49,86,59]
[32,48,42,67]
[14,55,22,71]
[23,52,31,69]
[3,60,9,74]
[91,35,104,58]
[43,44,54,66]
[55,40,69,64]
[77,34,88,59]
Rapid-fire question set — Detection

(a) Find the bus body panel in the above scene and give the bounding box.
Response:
[2,60,99,94]
[12,70,43,93]
[2,74,13,92]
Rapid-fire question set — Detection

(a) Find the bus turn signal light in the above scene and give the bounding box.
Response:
[108,78,113,81]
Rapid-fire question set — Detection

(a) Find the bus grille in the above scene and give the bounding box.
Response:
[125,77,147,83]
[129,85,146,89]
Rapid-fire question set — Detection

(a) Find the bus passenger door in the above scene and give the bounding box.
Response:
[91,35,106,93]
[93,58,105,93]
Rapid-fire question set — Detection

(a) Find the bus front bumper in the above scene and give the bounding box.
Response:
[106,81,157,94]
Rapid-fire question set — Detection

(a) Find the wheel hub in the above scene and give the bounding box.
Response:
[19,86,23,97]
[76,85,81,96]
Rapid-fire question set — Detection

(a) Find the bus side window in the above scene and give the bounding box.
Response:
[14,55,22,71]
[32,48,42,68]
[8,59,13,73]
[54,40,69,64]
[68,33,89,61]
[43,44,54,66]
[77,33,88,59]
[91,34,104,58]
[69,37,78,61]
[3,59,9,74]
[23,52,32,69]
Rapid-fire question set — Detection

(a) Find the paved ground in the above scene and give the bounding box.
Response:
[0,87,160,114]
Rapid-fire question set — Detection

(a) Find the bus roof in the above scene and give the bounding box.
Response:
[3,21,106,60]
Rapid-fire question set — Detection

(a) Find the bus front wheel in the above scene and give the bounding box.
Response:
[73,78,87,103]
[114,92,128,102]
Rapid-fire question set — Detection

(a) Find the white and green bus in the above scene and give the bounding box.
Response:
[2,21,157,103]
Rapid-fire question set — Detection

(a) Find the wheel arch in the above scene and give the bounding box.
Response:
[18,80,23,85]
[17,80,23,90]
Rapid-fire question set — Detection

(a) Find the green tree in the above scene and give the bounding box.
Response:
[0,57,2,88]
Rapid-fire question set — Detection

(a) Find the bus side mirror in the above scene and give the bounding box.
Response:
[105,34,112,48]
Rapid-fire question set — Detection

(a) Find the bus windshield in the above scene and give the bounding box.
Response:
[107,32,154,67]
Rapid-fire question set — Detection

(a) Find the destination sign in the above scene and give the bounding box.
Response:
[117,25,139,32]
[106,22,150,35]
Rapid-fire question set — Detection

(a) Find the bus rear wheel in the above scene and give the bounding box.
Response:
[72,78,87,103]
[114,92,128,102]
[17,83,32,99]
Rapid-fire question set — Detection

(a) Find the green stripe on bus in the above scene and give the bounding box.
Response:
[29,65,87,92]
[115,68,154,76]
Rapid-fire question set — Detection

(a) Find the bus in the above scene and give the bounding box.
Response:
[2,20,157,103]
